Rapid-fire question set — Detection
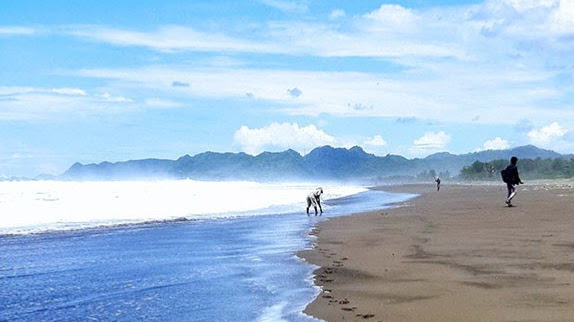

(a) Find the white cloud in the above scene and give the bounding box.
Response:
[13,1,574,61]
[28,0,574,125]
[364,135,387,147]
[63,18,460,59]
[233,122,335,155]
[411,131,451,154]
[51,88,87,96]
[362,135,388,155]
[73,65,574,126]
[264,20,461,58]
[479,137,510,151]
[364,4,417,26]
[0,87,136,120]
[470,0,574,40]
[329,9,346,20]
[549,0,574,32]
[527,122,568,145]
[144,98,181,108]
[65,25,277,54]
[98,92,133,103]
[0,26,37,35]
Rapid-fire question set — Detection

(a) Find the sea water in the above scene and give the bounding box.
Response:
[0,180,416,321]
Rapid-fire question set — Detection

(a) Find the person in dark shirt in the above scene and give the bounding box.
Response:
[435,177,441,191]
[504,156,523,207]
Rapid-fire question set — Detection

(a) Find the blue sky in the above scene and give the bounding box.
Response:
[2,0,574,177]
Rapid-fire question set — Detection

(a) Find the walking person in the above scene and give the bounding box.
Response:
[501,156,523,207]
[435,177,441,191]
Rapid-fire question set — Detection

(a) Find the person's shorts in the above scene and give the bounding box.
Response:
[307,196,318,207]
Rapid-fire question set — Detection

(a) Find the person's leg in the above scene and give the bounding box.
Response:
[506,183,516,205]
[508,185,516,201]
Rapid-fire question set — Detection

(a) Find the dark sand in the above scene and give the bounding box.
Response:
[300,183,574,321]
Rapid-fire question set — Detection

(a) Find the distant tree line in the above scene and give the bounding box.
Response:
[460,158,574,181]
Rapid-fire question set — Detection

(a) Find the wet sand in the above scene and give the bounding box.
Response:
[300,183,574,321]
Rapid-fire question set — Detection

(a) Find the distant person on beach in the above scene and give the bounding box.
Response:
[501,156,523,207]
[306,187,323,216]
[435,177,441,191]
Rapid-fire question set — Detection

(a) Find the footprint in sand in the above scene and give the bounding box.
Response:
[355,313,376,319]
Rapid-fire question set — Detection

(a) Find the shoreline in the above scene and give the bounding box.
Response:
[299,183,574,321]
[2,186,408,322]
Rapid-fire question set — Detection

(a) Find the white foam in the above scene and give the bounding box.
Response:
[257,302,289,322]
[0,180,366,235]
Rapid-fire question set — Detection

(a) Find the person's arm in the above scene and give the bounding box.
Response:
[511,167,523,184]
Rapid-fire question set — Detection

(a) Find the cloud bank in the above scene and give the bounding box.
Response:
[411,131,451,155]
[480,137,510,151]
[233,122,336,155]
[4,1,574,126]
[528,122,569,145]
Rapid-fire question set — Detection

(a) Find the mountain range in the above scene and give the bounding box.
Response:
[59,145,570,182]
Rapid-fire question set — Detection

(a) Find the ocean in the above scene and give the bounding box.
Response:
[0,180,416,321]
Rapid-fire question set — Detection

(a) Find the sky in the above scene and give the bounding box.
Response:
[1,0,574,177]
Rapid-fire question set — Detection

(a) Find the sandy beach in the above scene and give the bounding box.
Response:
[300,183,574,321]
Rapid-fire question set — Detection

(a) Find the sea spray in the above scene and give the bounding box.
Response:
[0,180,367,235]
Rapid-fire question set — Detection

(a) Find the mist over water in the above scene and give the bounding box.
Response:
[0,180,366,235]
